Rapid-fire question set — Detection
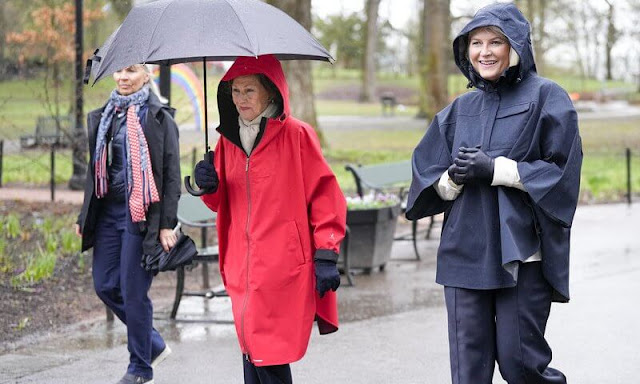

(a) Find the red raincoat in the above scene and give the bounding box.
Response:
[201,55,346,366]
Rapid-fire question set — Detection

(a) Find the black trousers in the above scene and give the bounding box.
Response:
[93,201,165,379]
[444,262,566,384]
[243,355,292,384]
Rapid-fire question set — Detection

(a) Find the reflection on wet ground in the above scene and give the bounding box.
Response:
[337,238,442,322]
[8,220,443,353]
[3,204,640,384]
[11,203,640,353]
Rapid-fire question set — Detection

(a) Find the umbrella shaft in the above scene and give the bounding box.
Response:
[203,57,209,153]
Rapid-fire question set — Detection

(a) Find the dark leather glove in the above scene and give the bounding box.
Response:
[447,163,460,184]
[314,259,340,298]
[194,157,219,191]
[449,146,494,185]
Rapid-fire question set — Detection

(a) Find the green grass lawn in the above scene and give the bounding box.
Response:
[0,74,224,140]
[316,100,418,116]
[328,117,640,199]
[313,67,634,97]
[2,117,638,202]
[2,70,635,139]
[1,69,639,202]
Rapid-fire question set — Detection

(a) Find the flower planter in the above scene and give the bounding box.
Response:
[339,203,401,274]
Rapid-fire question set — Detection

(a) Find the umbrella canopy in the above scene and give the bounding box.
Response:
[91,0,333,84]
[141,230,198,273]
[87,0,333,195]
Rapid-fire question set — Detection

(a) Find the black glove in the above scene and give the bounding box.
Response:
[314,259,340,298]
[449,146,494,185]
[194,158,219,191]
[447,163,460,184]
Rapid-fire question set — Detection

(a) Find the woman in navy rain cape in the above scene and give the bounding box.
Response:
[405,3,582,383]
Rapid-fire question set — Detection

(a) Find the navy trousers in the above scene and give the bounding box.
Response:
[444,262,566,384]
[243,355,292,384]
[92,201,165,379]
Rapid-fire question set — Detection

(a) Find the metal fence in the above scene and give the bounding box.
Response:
[0,140,200,201]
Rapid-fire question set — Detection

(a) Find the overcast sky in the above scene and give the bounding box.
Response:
[311,0,508,30]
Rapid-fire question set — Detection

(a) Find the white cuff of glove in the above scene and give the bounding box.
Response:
[434,170,463,201]
[491,156,526,191]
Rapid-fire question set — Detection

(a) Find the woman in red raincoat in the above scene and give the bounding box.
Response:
[193,55,346,384]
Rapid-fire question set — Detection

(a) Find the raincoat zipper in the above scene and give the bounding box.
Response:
[241,156,251,360]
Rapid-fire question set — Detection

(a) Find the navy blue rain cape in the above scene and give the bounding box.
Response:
[405,3,582,302]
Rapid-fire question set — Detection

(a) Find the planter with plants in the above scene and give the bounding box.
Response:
[340,193,401,274]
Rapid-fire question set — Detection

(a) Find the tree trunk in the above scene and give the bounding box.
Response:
[536,0,547,75]
[417,0,449,120]
[0,2,5,77]
[360,0,380,102]
[605,0,615,81]
[525,0,535,27]
[266,0,325,146]
[70,0,87,190]
[522,0,546,75]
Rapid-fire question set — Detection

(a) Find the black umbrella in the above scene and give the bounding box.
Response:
[85,0,333,195]
[141,228,199,273]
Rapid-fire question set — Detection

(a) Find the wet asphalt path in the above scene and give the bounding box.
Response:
[1,203,638,383]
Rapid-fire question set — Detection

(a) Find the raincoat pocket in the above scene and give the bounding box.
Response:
[490,102,531,150]
[253,221,306,291]
[287,221,306,266]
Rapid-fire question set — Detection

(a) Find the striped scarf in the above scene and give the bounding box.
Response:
[94,86,159,222]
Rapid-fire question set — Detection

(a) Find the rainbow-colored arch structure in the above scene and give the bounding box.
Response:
[152,63,205,131]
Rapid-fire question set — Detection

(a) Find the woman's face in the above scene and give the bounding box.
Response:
[113,65,149,96]
[231,75,272,121]
[468,28,510,82]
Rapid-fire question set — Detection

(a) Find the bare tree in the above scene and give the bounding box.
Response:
[517,0,548,74]
[0,2,7,77]
[266,0,324,146]
[417,0,450,119]
[536,0,547,74]
[551,0,605,80]
[604,0,619,80]
[360,0,381,102]
[629,0,640,91]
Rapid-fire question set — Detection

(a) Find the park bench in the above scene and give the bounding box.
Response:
[20,115,72,149]
[380,92,397,116]
[170,193,227,320]
[345,161,437,260]
[171,192,353,316]
[104,192,353,321]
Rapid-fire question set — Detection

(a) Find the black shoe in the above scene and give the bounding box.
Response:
[116,373,154,384]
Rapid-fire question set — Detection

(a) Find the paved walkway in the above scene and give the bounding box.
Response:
[0,187,83,205]
[0,203,638,383]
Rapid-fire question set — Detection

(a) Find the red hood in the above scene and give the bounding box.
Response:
[218,55,290,124]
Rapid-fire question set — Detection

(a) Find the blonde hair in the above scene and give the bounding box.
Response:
[144,64,169,104]
[469,26,509,43]
[468,26,520,68]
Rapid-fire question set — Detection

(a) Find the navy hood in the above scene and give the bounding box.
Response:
[453,3,536,88]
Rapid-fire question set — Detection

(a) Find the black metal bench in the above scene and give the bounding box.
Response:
[345,161,436,260]
[20,115,72,148]
[380,92,397,116]
[170,193,227,319]
[171,193,353,314]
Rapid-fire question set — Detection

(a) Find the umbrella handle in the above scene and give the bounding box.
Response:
[184,151,216,196]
